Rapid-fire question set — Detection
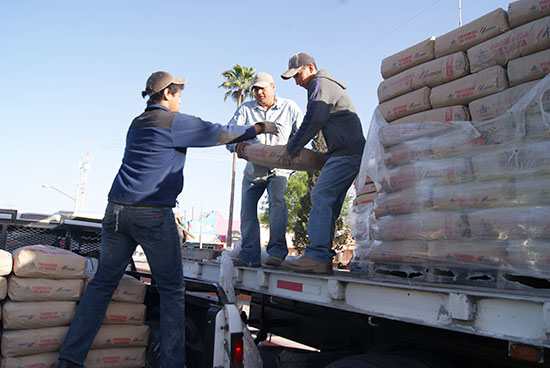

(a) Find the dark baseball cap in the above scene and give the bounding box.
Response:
[142,71,187,98]
[281,53,316,80]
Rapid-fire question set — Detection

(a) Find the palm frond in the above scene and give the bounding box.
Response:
[219,64,255,106]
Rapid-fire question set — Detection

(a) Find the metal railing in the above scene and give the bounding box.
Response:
[0,209,102,258]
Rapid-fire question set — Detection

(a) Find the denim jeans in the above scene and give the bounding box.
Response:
[237,175,288,264]
[59,202,186,367]
[305,154,362,264]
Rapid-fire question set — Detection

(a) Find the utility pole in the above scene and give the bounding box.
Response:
[75,152,92,214]
[458,0,462,27]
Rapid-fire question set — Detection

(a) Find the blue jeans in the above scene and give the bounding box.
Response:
[305,155,362,263]
[59,202,186,367]
[237,175,288,264]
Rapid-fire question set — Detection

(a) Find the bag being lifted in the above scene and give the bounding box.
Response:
[242,144,326,171]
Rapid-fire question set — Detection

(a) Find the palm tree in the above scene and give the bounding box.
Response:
[219,64,255,248]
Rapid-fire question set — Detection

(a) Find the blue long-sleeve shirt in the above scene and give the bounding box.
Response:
[108,104,257,207]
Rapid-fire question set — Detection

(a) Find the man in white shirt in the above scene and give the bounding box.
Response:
[227,72,303,267]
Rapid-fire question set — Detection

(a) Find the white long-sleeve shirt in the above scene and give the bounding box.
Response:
[226,96,303,181]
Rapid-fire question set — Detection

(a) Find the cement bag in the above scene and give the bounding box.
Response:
[378,52,469,103]
[378,120,463,148]
[13,245,86,279]
[104,301,146,325]
[382,157,474,193]
[1,326,69,357]
[112,275,146,303]
[0,352,58,368]
[241,143,326,171]
[468,16,550,73]
[430,65,508,108]
[508,0,550,28]
[8,276,83,301]
[514,175,550,205]
[367,240,428,265]
[381,36,435,79]
[2,301,76,330]
[374,186,433,217]
[378,86,431,122]
[384,124,481,167]
[470,110,550,147]
[469,80,540,121]
[353,192,377,207]
[468,206,550,240]
[435,8,509,57]
[508,49,550,86]
[371,211,469,241]
[0,250,12,276]
[91,324,149,349]
[427,240,508,269]
[0,276,7,300]
[86,347,146,368]
[471,141,550,181]
[506,239,550,278]
[390,105,471,125]
[431,180,516,211]
[85,274,146,303]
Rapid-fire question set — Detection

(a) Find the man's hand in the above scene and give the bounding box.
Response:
[254,120,279,135]
[280,146,294,166]
[235,142,249,159]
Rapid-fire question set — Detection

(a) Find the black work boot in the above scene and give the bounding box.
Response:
[57,359,84,368]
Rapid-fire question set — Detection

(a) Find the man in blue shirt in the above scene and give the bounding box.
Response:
[227,72,303,267]
[57,71,277,368]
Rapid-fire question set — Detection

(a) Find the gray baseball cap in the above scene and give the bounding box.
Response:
[281,53,316,80]
[142,71,187,98]
[252,72,274,88]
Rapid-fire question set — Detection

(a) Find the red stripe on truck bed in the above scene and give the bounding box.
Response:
[277,280,303,292]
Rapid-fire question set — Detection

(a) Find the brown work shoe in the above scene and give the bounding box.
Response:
[232,258,261,268]
[264,255,284,267]
[282,256,333,275]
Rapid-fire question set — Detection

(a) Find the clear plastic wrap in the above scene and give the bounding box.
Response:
[468,206,550,240]
[507,239,550,278]
[371,211,469,241]
[350,74,550,288]
[375,175,550,217]
[382,157,474,193]
[367,240,428,265]
[349,202,374,242]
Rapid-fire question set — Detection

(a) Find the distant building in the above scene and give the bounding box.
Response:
[183,211,240,248]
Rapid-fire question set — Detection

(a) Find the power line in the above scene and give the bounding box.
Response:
[331,0,444,72]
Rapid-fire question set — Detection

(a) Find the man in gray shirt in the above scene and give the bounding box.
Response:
[280,53,365,274]
[227,72,303,267]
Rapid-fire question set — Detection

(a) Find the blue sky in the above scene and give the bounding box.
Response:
[0,0,509,220]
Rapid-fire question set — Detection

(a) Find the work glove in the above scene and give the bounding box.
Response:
[235,142,249,159]
[255,120,279,135]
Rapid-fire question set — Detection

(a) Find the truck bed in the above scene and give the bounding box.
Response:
[183,259,550,349]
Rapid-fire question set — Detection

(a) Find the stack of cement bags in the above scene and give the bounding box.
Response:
[0,250,11,304]
[81,260,149,368]
[352,1,550,288]
[377,1,550,126]
[1,245,86,366]
[0,246,149,368]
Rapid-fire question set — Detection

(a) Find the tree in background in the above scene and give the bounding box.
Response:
[219,64,255,248]
[260,132,353,255]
